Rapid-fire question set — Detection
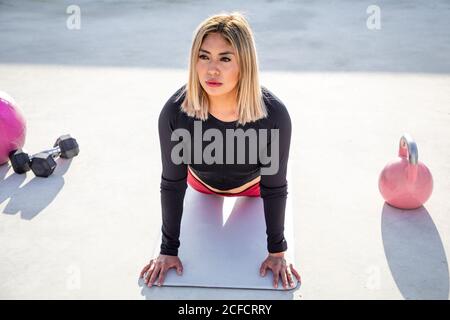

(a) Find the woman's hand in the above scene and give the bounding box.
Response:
[140,254,183,287]
[259,252,301,289]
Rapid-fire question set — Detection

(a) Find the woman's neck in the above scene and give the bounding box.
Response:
[208,90,238,117]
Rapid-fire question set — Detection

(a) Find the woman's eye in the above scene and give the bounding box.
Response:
[199,55,230,62]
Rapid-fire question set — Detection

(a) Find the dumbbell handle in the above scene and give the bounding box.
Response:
[31,146,62,159]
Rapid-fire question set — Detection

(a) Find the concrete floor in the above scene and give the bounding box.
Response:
[0,0,449,300]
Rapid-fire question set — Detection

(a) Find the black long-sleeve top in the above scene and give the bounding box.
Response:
[158,84,292,256]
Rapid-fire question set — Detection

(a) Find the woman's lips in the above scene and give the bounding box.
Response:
[206,81,223,87]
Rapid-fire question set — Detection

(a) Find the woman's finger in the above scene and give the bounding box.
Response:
[281,267,288,289]
[290,263,301,282]
[177,263,183,275]
[157,267,167,286]
[148,264,161,287]
[140,260,153,278]
[140,264,150,278]
[273,269,280,288]
[145,261,156,284]
[260,262,267,277]
[144,269,152,285]
[286,270,294,288]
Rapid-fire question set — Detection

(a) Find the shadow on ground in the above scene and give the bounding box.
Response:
[0,159,72,220]
[381,203,449,300]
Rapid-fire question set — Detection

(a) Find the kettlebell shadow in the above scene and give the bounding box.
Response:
[381,203,449,300]
[2,158,73,220]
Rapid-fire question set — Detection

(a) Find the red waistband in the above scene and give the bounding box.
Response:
[187,168,260,197]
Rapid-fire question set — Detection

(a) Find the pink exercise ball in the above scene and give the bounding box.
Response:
[0,91,27,165]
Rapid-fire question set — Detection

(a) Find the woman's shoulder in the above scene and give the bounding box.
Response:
[260,85,291,125]
[159,84,187,120]
[166,83,187,108]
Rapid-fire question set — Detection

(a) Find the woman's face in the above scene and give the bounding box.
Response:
[196,32,240,99]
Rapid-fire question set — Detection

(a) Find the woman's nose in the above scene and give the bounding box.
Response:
[208,69,220,77]
[207,62,221,74]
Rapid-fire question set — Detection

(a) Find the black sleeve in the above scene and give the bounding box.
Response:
[259,100,292,253]
[158,92,187,256]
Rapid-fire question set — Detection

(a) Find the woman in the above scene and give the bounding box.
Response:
[140,12,301,290]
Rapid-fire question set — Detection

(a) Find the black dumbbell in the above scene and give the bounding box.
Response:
[9,134,79,177]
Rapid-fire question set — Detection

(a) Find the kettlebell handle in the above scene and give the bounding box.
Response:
[398,133,418,165]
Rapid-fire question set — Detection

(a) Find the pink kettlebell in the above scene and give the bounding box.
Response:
[378,133,433,209]
[0,91,27,165]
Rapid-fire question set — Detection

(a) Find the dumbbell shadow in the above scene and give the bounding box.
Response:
[1,158,73,220]
[0,164,26,206]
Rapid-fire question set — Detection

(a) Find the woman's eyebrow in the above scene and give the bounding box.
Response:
[199,49,234,55]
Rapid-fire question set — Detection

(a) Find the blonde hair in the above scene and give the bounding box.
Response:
[175,11,267,126]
